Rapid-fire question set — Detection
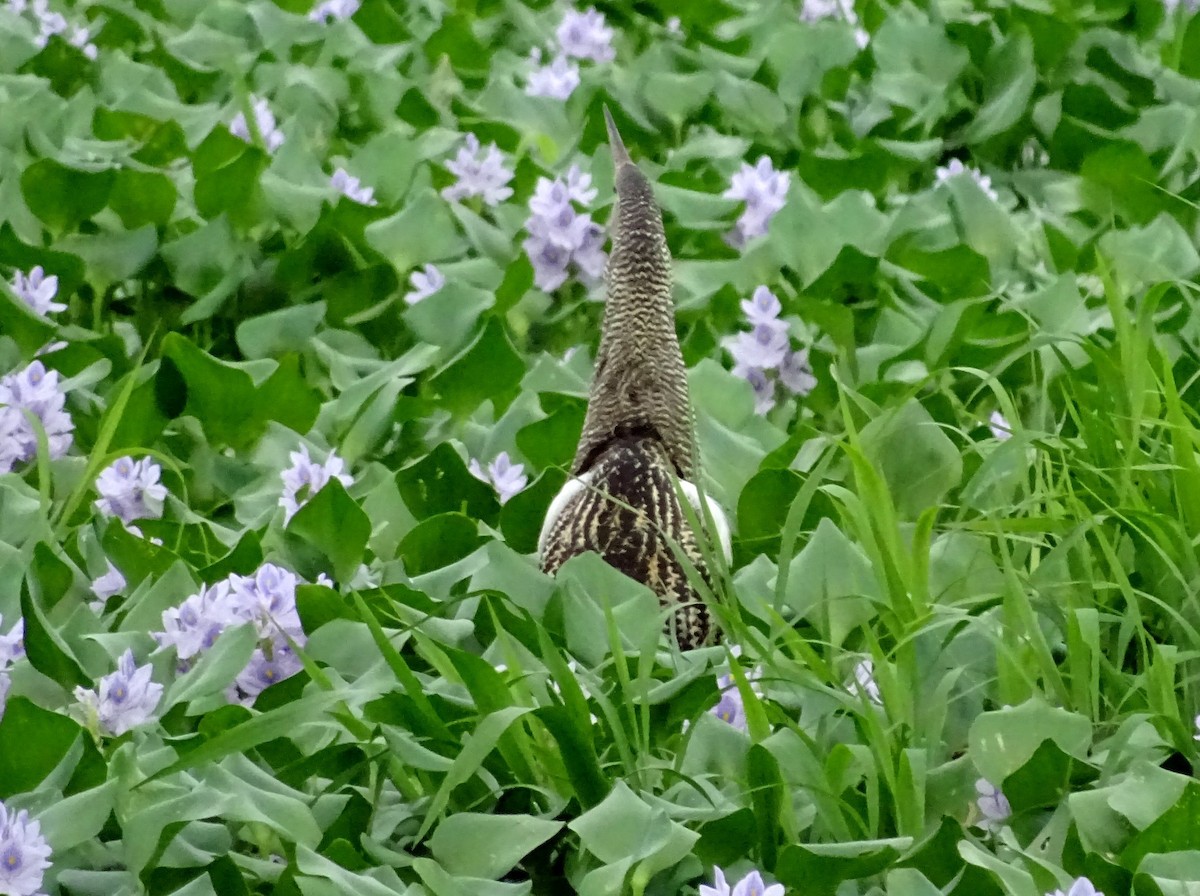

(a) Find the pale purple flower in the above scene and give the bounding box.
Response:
[974,778,1011,832]
[230,94,285,153]
[523,169,606,291]
[0,617,23,668]
[67,22,97,58]
[710,673,748,732]
[555,7,615,62]
[226,563,305,644]
[91,560,126,611]
[441,134,515,206]
[308,0,358,21]
[778,349,817,396]
[279,444,353,525]
[330,167,377,206]
[404,264,445,305]
[32,4,66,48]
[740,286,785,330]
[94,456,167,523]
[74,649,163,736]
[700,867,785,896]
[470,452,527,504]
[0,674,9,723]
[562,165,598,205]
[10,266,64,316]
[0,408,24,473]
[156,581,234,661]
[724,157,790,248]
[935,158,998,202]
[848,658,882,705]
[525,48,580,100]
[738,367,776,416]
[1193,712,1200,742]
[988,410,1012,440]
[1048,878,1104,896]
[0,800,52,896]
[231,639,303,702]
[800,0,844,21]
[0,360,74,470]
[665,16,682,35]
[800,0,869,46]
[524,235,572,292]
[724,324,790,371]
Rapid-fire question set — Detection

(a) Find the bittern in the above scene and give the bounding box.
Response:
[538,109,730,649]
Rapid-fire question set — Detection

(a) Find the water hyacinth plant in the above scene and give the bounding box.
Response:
[0,0,1198,893]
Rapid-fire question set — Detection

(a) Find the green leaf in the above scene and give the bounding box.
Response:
[968,699,1092,784]
[397,512,483,576]
[286,478,371,584]
[0,697,85,799]
[56,225,158,287]
[429,317,525,416]
[20,159,116,233]
[395,442,499,523]
[777,839,911,896]
[860,398,962,519]
[108,169,178,228]
[32,541,73,609]
[364,188,464,272]
[20,577,90,688]
[962,32,1036,142]
[569,780,699,872]
[428,813,562,879]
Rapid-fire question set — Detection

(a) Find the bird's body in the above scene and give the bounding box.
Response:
[538,110,728,650]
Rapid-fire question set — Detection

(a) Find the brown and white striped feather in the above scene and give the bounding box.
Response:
[541,435,714,649]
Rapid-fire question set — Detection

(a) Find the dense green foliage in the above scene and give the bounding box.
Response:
[2,0,1200,894]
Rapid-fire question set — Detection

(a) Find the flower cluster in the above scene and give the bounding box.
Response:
[935,157,999,202]
[94,456,168,524]
[90,560,126,612]
[230,94,285,153]
[441,134,515,207]
[308,0,358,22]
[723,158,790,248]
[469,451,528,504]
[155,562,308,704]
[8,0,97,58]
[9,265,65,317]
[0,800,53,896]
[0,615,24,725]
[523,165,606,292]
[330,167,376,206]
[74,649,163,737]
[404,264,445,305]
[1049,878,1104,896]
[701,867,784,896]
[974,778,1011,832]
[525,7,615,100]
[800,0,869,48]
[279,444,354,525]
[0,360,74,473]
[525,49,580,101]
[721,286,816,415]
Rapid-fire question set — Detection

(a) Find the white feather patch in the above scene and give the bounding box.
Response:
[537,470,596,558]
[677,480,732,563]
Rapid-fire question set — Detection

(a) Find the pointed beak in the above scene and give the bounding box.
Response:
[603,105,632,169]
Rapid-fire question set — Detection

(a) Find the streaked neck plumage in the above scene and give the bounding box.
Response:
[572,109,696,480]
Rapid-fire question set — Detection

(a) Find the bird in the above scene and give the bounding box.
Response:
[537,107,730,650]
